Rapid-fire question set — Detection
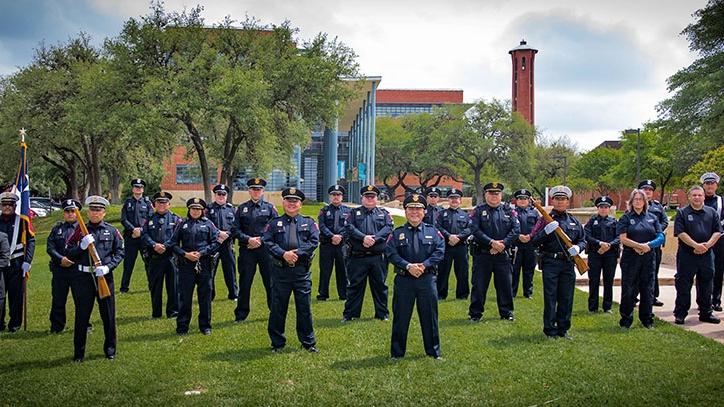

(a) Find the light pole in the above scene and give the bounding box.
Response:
[553,155,568,185]
[624,128,641,181]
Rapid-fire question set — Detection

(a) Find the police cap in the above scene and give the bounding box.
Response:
[85,195,110,209]
[131,178,146,188]
[186,197,207,209]
[550,185,572,199]
[446,188,462,198]
[403,193,427,209]
[484,182,504,193]
[328,185,346,195]
[426,187,441,197]
[62,199,82,211]
[594,196,613,207]
[247,178,267,189]
[213,184,229,194]
[700,172,720,184]
[0,192,18,205]
[282,187,305,202]
[360,185,380,196]
[637,180,656,190]
[513,189,532,199]
[153,191,173,202]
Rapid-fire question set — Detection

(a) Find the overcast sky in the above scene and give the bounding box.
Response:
[0,0,707,150]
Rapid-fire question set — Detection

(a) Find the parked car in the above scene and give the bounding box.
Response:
[30,197,61,210]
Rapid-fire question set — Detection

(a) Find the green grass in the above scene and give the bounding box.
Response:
[2,204,723,405]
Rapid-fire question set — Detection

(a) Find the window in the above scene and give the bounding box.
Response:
[176,164,217,185]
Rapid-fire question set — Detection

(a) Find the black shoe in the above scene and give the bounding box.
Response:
[653,299,664,307]
[713,305,723,312]
[8,326,20,333]
[545,334,558,340]
[559,332,573,340]
[152,315,162,319]
[106,354,115,360]
[234,318,246,324]
[228,295,238,301]
[699,314,721,324]
[50,329,63,334]
[674,317,685,325]
[120,288,129,294]
[469,316,481,322]
[167,312,178,319]
[588,309,598,314]
[456,296,468,300]
[304,346,320,353]
[603,309,613,314]
[202,329,212,335]
[177,330,189,336]
[524,295,533,299]
[271,346,284,353]
[643,323,654,329]
[340,317,353,323]
[339,297,347,301]
[432,355,443,360]
[501,314,514,321]
[73,357,84,363]
[375,315,389,321]
[316,295,328,301]
[105,347,116,360]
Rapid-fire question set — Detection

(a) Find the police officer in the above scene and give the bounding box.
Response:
[208,184,238,301]
[673,185,722,325]
[511,189,539,299]
[386,193,445,359]
[142,191,181,319]
[342,185,394,322]
[584,196,620,313]
[119,178,153,293]
[530,186,585,339]
[435,188,471,300]
[0,230,8,324]
[232,178,278,322]
[423,187,443,225]
[0,192,34,333]
[638,179,669,306]
[617,189,664,329]
[47,199,82,332]
[66,196,124,361]
[170,198,219,335]
[701,172,724,312]
[263,187,320,353]
[317,185,351,301]
[469,182,520,321]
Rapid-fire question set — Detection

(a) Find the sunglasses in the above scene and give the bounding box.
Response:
[215,192,227,196]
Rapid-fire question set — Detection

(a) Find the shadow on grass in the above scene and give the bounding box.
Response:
[213,318,267,329]
[331,354,423,370]
[440,318,481,327]
[124,330,182,342]
[1,354,109,371]
[313,318,347,329]
[486,332,550,347]
[205,347,275,363]
[0,330,53,340]
[116,315,154,326]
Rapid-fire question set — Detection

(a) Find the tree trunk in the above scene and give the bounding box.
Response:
[473,167,483,205]
[108,168,122,204]
[183,114,212,203]
[89,140,102,196]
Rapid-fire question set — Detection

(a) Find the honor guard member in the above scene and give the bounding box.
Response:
[263,187,320,353]
[638,179,669,306]
[701,172,724,311]
[47,199,82,333]
[232,178,278,322]
[342,185,394,322]
[119,178,153,293]
[0,230,8,327]
[584,196,620,313]
[511,189,540,299]
[673,185,722,325]
[170,198,220,335]
[529,186,586,339]
[208,184,238,301]
[435,188,471,300]
[468,182,520,321]
[66,196,124,361]
[317,185,352,301]
[0,192,35,333]
[423,187,443,225]
[386,193,445,359]
[142,192,181,319]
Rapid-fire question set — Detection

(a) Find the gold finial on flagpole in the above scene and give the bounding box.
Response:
[19,128,26,143]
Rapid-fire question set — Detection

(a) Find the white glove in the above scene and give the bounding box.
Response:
[21,262,31,276]
[94,265,109,276]
[80,235,95,250]
[567,246,581,256]
[544,221,559,235]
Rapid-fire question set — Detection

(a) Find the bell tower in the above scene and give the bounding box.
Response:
[509,39,538,125]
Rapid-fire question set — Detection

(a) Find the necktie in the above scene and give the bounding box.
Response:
[449,210,459,235]
[134,198,140,226]
[333,207,340,234]
[365,210,374,234]
[412,227,420,254]
[288,217,299,250]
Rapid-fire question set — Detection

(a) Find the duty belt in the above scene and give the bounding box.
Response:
[540,252,568,260]
[78,265,96,273]
[349,251,382,258]
[271,258,311,268]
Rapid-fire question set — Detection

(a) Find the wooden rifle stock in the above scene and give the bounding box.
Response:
[532,200,589,275]
[73,208,111,298]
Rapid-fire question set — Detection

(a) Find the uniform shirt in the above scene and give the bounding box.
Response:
[318,203,351,243]
[0,231,10,268]
[170,217,220,257]
[616,210,661,253]
[47,221,78,268]
[120,196,153,233]
[0,214,35,263]
[67,221,125,270]
[435,207,472,245]
[142,211,182,256]
[648,200,669,231]
[232,199,278,245]
[469,203,520,251]
[207,202,236,232]
[584,215,620,257]
[423,205,443,225]
[704,194,724,226]
[513,205,540,249]
[262,214,319,264]
[531,210,586,254]
[345,206,394,254]
[386,222,445,275]
[674,205,723,255]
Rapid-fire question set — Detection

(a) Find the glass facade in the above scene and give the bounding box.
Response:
[376,103,436,117]
[176,164,218,185]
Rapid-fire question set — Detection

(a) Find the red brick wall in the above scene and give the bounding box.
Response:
[376,89,463,104]
[160,146,222,191]
[511,50,536,125]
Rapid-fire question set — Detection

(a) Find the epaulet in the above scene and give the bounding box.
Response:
[201,216,209,221]
[226,203,233,208]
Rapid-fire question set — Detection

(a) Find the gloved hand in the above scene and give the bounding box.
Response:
[80,235,95,250]
[544,221,559,235]
[21,262,31,277]
[94,265,109,276]
[567,245,581,256]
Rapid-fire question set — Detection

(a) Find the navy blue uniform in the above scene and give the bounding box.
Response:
[263,214,319,350]
[66,221,124,360]
[0,214,35,332]
[530,211,586,337]
[0,232,8,326]
[673,205,722,319]
[386,222,445,358]
[423,205,443,226]
[584,215,620,312]
[704,194,724,309]
[616,210,661,327]
[469,203,520,319]
[343,206,394,320]
[142,211,181,318]
[232,199,278,321]
[120,196,153,292]
[170,216,220,334]
[435,207,472,299]
[46,220,79,332]
[646,200,668,301]
[317,203,352,300]
[511,205,539,298]
[207,202,238,300]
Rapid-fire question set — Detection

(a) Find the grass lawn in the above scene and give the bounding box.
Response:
[1,204,723,406]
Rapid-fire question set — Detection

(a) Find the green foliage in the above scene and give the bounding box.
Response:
[521,135,579,199]
[683,145,724,187]
[572,146,624,196]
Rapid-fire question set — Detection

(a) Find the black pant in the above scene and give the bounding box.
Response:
[0,270,4,330]
[146,256,177,318]
[587,255,617,312]
[511,247,536,298]
[674,250,715,319]
[318,243,347,300]
[49,266,76,332]
[391,273,440,358]
[619,250,655,327]
[438,244,469,300]
[177,259,213,333]
[343,254,389,319]
[0,262,23,331]
[72,271,116,359]
[541,257,575,336]
[653,247,663,298]
[234,245,272,321]
[120,236,145,292]
[469,253,514,318]
[211,240,237,300]
[268,265,316,349]
[712,244,724,308]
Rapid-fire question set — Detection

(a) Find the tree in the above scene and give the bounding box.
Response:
[572,146,624,196]
[520,135,580,200]
[375,117,412,198]
[682,145,724,188]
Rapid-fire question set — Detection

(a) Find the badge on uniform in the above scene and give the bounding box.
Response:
[443,212,448,217]
[277,220,283,227]
[482,211,487,216]
[243,207,248,213]
[149,221,154,226]
[356,210,361,216]
[210,209,214,214]
[688,215,694,221]
[399,234,405,240]
[630,219,635,225]
[593,220,598,225]
[183,224,188,229]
